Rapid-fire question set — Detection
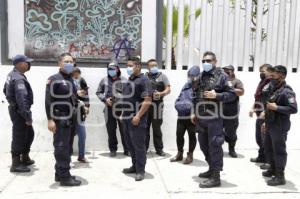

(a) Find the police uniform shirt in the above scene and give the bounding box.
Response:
[45,71,77,120]
[3,68,33,122]
[122,74,151,127]
[266,83,297,131]
[223,78,244,116]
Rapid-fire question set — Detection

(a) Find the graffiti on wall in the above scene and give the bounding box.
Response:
[25,0,142,61]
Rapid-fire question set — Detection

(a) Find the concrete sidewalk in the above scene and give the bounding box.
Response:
[0,150,300,199]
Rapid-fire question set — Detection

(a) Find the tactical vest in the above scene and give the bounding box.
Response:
[194,68,223,117]
[265,84,287,123]
[146,72,165,102]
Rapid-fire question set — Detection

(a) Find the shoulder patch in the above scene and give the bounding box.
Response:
[17,83,26,90]
[288,97,296,104]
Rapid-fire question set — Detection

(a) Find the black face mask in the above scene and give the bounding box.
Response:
[260,73,266,80]
[27,62,31,71]
[270,78,281,87]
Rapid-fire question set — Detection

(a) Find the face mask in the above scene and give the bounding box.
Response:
[108,69,117,77]
[63,63,75,74]
[150,66,159,74]
[127,67,134,76]
[27,62,31,71]
[270,78,281,87]
[260,73,266,80]
[203,63,213,72]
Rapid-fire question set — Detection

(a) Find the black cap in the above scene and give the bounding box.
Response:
[274,65,287,76]
[223,65,235,71]
[12,55,33,66]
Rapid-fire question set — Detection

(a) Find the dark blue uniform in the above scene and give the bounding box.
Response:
[3,68,34,157]
[96,76,128,154]
[264,83,297,171]
[45,71,77,180]
[121,74,151,174]
[193,68,235,171]
[223,78,244,148]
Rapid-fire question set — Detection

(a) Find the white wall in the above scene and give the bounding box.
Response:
[1,66,300,152]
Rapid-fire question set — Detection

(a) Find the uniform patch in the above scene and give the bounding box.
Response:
[47,79,52,85]
[288,97,296,104]
[17,83,26,90]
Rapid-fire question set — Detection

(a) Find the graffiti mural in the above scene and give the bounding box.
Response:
[25,0,142,61]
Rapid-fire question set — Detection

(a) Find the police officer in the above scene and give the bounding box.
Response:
[96,62,128,157]
[249,64,273,164]
[121,57,151,181]
[192,51,235,188]
[261,65,297,186]
[45,53,81,186]
[3,55,35,173]
[145,59,171,156]
[222,65,244,158]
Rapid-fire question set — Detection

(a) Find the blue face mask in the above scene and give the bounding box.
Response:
[150,66,159,74]
[108,69,117,77]
[202,63,213,72]
[63,63,75,74]
[127,67,134,76]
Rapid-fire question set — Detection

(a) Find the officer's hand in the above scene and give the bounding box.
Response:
[84,107,90,115]
[106,98,113,107]
[132,115,140,126]
[77,90,85,97]
[48,120,56,134]
[259,111,265,119]
[25,121,32,126]
[249,110,254,118]
[261,123,266,134]
[153,92,161,101]
[267,102,278,111]
[191,114,197,125]
[204,90,217,99]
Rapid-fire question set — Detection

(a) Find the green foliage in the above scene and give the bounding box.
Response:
[162,4,201,47]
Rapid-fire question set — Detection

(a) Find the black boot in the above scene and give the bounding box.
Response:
[199,170,221,188]
[260,163,271,170]
[123,166,136,174]
[250,156,265,163]
[21,153,35,166]
[60,177,82,186]
[262,169,275,177]
[198,169,212,178]
[228,144,238,158]
[170,152,183,162]
[10,155,31,173]
[267,169,286,186]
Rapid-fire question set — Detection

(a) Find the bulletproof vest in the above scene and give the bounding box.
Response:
[146,72,165,102]
[265,84,285,123]
[194,68,223,116]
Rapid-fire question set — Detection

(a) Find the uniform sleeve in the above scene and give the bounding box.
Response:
[45,78,54,120]
[14,79,32,122]
[162,74,170,86]
[235,79,244,90]
[276,90,298,115]
[141,77,151,98]
[215,74,237,103]
[96,78,107,103]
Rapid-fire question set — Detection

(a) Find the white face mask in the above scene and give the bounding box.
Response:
[203,63,213,72]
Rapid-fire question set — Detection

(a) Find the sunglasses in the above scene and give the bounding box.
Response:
[202,59,213,64]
